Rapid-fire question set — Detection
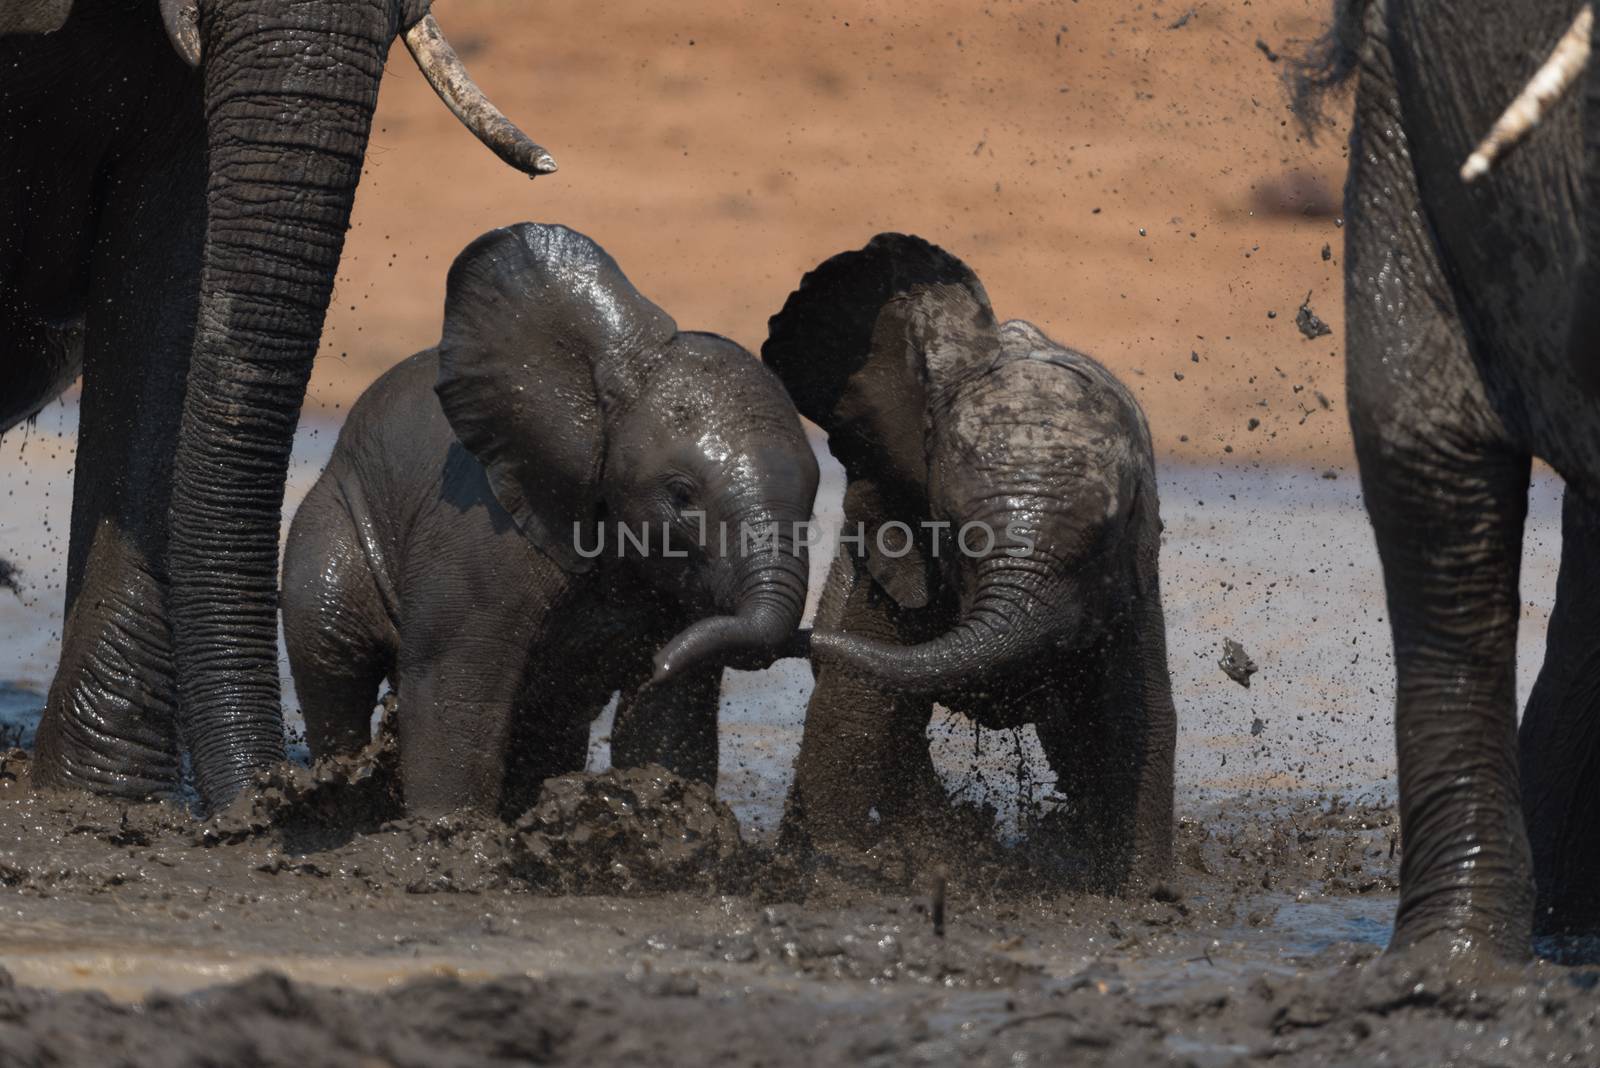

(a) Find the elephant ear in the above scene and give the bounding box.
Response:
[763,233,998,608]
[764,232,999,487]
[436,223,677,572]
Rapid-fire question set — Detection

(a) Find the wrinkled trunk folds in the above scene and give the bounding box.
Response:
[815,557,1072,696]
[652,524,810,682]
[168,0,396,808]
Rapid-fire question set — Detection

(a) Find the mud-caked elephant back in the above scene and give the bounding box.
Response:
[763,233,1000,495]
[435,222,678,572]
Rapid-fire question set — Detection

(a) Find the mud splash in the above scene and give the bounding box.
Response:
[517,768,747,894]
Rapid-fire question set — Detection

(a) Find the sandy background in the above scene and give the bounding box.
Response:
[312,0,1352,465]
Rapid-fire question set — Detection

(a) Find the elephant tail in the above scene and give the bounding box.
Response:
[1286,0,1370,139]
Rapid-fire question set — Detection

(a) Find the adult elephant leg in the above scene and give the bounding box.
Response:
[1361,432,1531,958]
[1345,15,1534,959]
[32,92,205,797]
[1520,487,1600,936]
[611,664,721,785]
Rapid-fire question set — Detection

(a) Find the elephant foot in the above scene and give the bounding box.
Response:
[33,681,180,799]
[32,553,180,799]
[1386,897,1533,964]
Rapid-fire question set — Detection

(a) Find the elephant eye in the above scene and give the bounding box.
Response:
[664,476,696,509]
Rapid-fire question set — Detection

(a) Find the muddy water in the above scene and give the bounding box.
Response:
[2,403,1594,1066]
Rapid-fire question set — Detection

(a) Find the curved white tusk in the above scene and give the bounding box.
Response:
[403,13,558,178]
[1462,5,1592,182]
[160,0,201,68]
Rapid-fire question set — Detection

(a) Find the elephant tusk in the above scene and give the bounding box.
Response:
[160,0,201,68]
[403,13,558,177]
[1462,5,1592,182]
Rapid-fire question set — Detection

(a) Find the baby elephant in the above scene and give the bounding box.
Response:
[283,223,818,818]
[766,234,1175,890]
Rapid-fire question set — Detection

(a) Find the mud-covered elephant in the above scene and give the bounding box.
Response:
[1297,0,1600,957]
[281,223,818,818]
[764,234,1175,891]
[0,0,553,807]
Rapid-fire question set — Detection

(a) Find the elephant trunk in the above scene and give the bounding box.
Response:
[651,521,810,683]
[814,554,1073,696]
[167,1,398,809]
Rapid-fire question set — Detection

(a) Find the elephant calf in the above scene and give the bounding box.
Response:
[282,223,818,818]
[766,234,1175,890]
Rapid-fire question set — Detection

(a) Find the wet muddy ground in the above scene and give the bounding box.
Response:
[1,404,1587,1063]
[1,743,1598,1067]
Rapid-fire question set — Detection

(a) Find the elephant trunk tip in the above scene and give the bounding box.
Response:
[403,14,558,177]
[651,613,807,686]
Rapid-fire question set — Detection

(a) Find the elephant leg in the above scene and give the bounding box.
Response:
[1343,35,1534,957]
[1520,487,1600,936]
[874,700,948,831]
[281,476,397,760]
[1363,442,1531,958]
[392,608,538,818]
[32,113,205,797]
[499,703,591,819]
[393,664,517,819]
[784,554,912,852]
[611,664,721,785]
[1038,593,1176,891]
[1040,504,1176,892]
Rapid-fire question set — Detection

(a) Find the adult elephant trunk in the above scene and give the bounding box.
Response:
[652,522,811,682]
[814,554,1073,696]
[167,1,400,809]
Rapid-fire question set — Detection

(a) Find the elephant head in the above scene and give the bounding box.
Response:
[435,223,819,685]
[764,234,1149,697]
